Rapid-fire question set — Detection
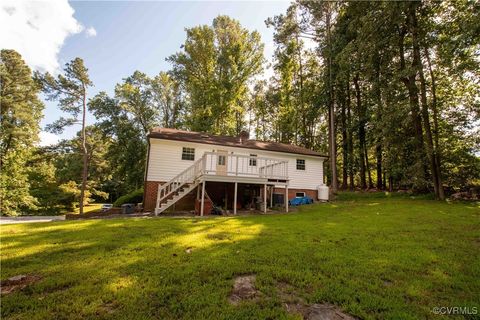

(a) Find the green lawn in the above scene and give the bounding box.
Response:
[1,194,479,319]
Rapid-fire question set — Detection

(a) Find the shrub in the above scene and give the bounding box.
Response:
[113,188,143,207]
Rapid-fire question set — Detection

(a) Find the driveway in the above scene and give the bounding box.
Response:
[0,216,65,225]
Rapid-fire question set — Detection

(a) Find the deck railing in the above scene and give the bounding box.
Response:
[156,152,288,210]
[202,152,288,180]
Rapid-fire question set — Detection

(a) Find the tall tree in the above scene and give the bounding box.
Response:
[293,0,479,196]
[0,50,44,215]
[298,0,340,193]
[115,71,158,136]
[151,71,184,128]
[266,4,324,149]
[89,91,147,196]
[169,15,264,135]
[53,126,110,202]
[35,58,92,214]
[89,69,165,197]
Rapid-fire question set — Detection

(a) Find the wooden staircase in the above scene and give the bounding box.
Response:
[156,181,200,214]
[154,158,203,215]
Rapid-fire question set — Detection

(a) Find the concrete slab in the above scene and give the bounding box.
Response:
[0,216,65,225]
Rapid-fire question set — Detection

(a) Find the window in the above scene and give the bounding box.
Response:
[182,147,195,161]
[296,159,305,170]
[218,155,226,165]
[296,192,306,198]
[249,154,257,166]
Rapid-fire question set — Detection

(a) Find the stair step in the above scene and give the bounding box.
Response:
[155,181,199,215]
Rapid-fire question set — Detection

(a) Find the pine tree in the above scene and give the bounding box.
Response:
[35,58,92,214]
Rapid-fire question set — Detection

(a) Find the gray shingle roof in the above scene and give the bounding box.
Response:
[148,128,328,158]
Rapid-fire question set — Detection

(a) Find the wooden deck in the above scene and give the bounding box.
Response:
[199,152,289,184]
[155,152,290,215]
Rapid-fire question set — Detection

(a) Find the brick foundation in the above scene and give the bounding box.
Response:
[145,181,319,213]
[144,181,163,212]
[273,187,318,201]
[144,180,198,213]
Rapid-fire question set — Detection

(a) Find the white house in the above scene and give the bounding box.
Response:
[143,128,328,215]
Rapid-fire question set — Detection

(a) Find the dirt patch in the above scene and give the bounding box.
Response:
[277,281,356,320]
[228,274,258,305]
[1,274,42,295]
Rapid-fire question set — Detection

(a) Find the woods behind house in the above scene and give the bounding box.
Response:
[1,2,479,215]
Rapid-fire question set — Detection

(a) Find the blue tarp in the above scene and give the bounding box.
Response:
[289,196,314,206]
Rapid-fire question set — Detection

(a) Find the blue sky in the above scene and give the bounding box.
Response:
[36,1,291,145]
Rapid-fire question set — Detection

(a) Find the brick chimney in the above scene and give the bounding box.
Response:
[238,130,250,144]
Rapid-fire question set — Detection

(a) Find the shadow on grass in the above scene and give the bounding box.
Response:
[1,198,479,319]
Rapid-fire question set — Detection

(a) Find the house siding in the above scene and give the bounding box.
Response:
[146,138,325,190]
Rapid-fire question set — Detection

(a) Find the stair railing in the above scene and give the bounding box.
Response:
[156,157,204,210]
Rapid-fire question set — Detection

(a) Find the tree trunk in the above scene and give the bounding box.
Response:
[398,24,426,189]
[365,144,373,189]
[374,55,383,190]
[354,73,367,189]
[409,3,445,199]
[341,86,348,190]
[424,46,445,200]
[295,31,307,148]
[79,86,88,215]
[326,3,338,194]
[347,77,354,190]
[383,167,387,190]
[376,144,382,189]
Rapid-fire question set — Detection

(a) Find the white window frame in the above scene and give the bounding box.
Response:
[218,155,226,165]
[296,159,306,170]
[296,192,306,198]
[249,154,257,166]
[181,147,195,161]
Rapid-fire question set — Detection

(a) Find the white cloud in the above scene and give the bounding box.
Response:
[0,0,83,73]
[85,26,97,38]
[39,131,59,146]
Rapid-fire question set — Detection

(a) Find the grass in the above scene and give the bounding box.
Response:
[1,194,479,319]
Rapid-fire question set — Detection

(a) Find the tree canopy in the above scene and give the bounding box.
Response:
[1,7,479,215]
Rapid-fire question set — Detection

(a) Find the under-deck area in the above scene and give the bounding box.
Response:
[195,179,289,216]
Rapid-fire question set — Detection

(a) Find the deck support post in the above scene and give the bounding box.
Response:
[285,185,289,213]
[270,186,273,208]
[234,182,238,215]
[201,180,206,217]
[264,184,267,213]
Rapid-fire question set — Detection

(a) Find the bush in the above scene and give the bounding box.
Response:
[113,188,143,207]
